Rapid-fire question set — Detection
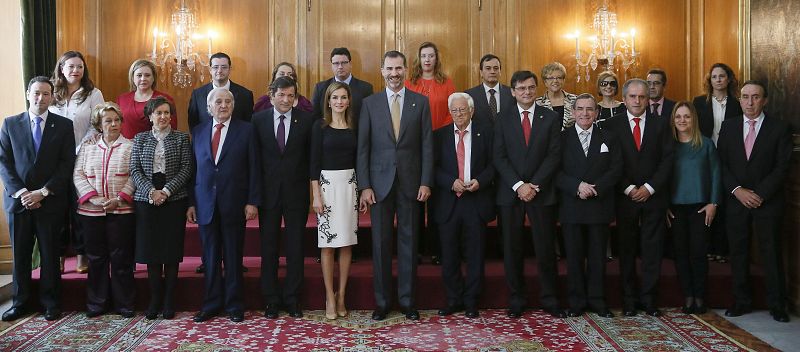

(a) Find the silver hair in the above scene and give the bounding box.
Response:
[447,92,474,109]
[206,87,235,115]
[622,78,648,97]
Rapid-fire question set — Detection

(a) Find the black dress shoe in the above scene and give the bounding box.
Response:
[693,305,707,315]
[372,309,389,321]
[437,304,464,316]
[681,305,695,314]
[145,310,159,320]
[264,305,279,319]
[645,307,662,317]
[507,307,523,318]
[286,305,303,318]
[229,311,245,322]
[195,264,205,274]
[117,309,135,318]
[162,310,175,320]
[86,310,105,318]
[193,310,215,322]
[44,309,61,321]
[566,309,583,317]
[2,307,26,322]
[465,307,479,318]
[543,307,567,318]
[431,256,441,265]
[724,305,751,317]
[770,309,790,323]
[403,309,420,320]
[593,308,614,318]
[622,308,637,317]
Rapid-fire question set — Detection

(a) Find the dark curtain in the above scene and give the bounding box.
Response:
[21,0,57,90]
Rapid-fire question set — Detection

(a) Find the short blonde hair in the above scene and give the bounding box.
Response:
[596,71,619,96]
[127,59,158,91]
[541,62,567,79]
[90,102,123,132]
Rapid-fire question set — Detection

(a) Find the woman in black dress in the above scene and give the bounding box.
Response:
[130,96,193,320]
[596,71,625,124]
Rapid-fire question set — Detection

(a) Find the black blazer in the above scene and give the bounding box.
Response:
[556,127,623,224]
[0,112,75,214]
[188,81,255,130]
[692,95,743,138]
[252,107,313,210]
[653,98,676,119]
[432,121,495,224]
[493,105,561,206]
[465,84,515,125]
[311,77,374,121]
[598,113,674,209]
[716,113,793,215]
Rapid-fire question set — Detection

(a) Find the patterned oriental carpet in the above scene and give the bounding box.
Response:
[0,309,776,351]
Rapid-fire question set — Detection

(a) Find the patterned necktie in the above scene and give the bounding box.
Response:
[391,93,401,141]
[488,89,498,121]
[632,117,642,151]
[211,123,223,162]
[277,115,286,153]
[744,119,756,160]
[522,111,531,146]
[456,129,467,197]
[651,103,660,118]
[580,130,590,156]
[32,116,42,153]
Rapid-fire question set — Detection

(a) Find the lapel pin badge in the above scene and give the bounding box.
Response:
[294,119,298,123]
[412,103,416,107]
[476,133,481,137]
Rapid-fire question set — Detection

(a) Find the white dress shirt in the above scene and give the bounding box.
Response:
[711,97,727,145]
[624,111,655,196]
[742,113,764,141]
[575,124,593,148]
[336,74,353,85]
[48,87,104,153]
[454,121,473,182]
[511,104,537,192]
[483,83,501,114]
[385,87,405,120]
[272,109,292,146]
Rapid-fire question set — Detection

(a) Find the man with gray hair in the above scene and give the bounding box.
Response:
[598,78,673,317]
[432,93,495,318]
[557,93,622,318]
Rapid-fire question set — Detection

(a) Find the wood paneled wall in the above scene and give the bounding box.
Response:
[57,0,740,132]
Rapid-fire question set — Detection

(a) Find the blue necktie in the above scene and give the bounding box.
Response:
[33,116,43,153]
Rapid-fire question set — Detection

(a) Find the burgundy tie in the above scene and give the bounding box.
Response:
[522,111,531,146]
[456,129,466,197]
[211,123,223,163]
[277,115,286,153]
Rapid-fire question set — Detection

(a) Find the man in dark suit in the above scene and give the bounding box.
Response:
[311,47,374,121]
[188,87,260,323]
[357,50,433,321]
[717,80,792,323]
[432,92,494,319]
[598,78,674,317]
[493,70,563,319]
[556,93,622,318]
[252,76,313,319]
[646,68,676,119]
[465,54,515,125]
[188,52,255,130]
[0,76,76,321]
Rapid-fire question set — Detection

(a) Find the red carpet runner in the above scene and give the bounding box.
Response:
[0,309,776,351]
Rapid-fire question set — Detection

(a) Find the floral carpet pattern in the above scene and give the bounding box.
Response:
[0,309,776,351]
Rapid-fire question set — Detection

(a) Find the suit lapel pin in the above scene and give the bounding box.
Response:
[412,103,416,107]
[476,133,481,137]
[294,119,298,123]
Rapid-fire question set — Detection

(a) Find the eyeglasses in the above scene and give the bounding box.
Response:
[544,76,565,81]
[449,107,470,114]
[211,65,230,71]
[599,81,618,87]
[647,81,664,86]
[332,60,350,67]
[513,85,537,92]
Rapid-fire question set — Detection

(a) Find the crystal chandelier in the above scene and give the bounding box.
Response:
[148,0,214,88]
[568,3,639,82]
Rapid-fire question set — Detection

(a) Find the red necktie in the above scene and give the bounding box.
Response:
[632,117,642,151]
[522,111,531,146]
[456,129,466,197]
[211,123,223,163]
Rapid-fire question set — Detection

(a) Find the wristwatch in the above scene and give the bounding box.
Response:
[39,188,50,197]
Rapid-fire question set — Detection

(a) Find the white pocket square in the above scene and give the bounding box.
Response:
[600,143,609,153]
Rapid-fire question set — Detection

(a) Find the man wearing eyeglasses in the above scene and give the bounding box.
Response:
[465,54,515,125]
[188,52,255,130]
[493,70,564,319]
[646,68,676,119]
[432,93,495,319]
[311,47,374,122]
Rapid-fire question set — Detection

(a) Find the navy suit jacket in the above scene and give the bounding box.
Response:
[556,127,623,224]
[251,107,313,210]
[493,104,562,206]
[0,112,75,214]
[465,83,515,125]
[432,121,495,224]
[188,81,255,130]
[189,119,261,226]
[311,76,374,121]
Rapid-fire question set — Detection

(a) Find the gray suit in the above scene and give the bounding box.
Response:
[357,88,433,310]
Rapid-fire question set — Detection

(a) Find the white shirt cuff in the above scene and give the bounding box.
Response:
[13,188,28,198]
[731,186,741,194]
[512,181,524,192]
[643,183,655,195]
[623,185,635,195]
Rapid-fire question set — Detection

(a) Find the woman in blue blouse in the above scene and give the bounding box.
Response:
[668,101,721,314]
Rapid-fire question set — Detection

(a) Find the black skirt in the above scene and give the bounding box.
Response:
[135,198,187,264]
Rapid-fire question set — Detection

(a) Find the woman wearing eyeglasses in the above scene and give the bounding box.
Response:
[535,62,577,130]
[596,71,625,125]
